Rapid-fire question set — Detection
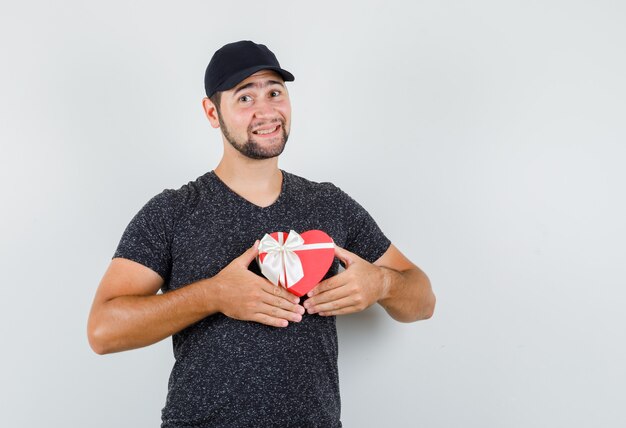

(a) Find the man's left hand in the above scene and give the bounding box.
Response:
[304,245,389,316]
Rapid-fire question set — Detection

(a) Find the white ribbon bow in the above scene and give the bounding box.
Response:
[258,230,334,288]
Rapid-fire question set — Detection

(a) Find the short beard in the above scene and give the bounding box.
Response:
[218,114,289,160]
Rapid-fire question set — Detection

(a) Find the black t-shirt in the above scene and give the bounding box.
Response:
[114,170,391,428]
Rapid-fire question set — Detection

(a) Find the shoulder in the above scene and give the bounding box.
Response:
[138,171,215,221]
[282,171,373,223]
[282,170,348,200]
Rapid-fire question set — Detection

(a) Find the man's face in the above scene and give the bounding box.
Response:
[216,70,291,160]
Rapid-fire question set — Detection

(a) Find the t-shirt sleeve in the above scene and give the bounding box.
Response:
[113,190,178,280]
[333,185,391,263]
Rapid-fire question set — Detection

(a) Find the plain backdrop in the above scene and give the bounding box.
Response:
[1,1,625,427]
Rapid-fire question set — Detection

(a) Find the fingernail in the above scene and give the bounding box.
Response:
[293,314,302,322]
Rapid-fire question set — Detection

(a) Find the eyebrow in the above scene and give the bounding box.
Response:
[232,79,285,97]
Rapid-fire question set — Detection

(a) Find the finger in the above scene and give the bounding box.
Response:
[236,240,260,266]
[261,283,301,305]
[334,245,356,267]
[254,313,290,328]
[307,273,345,297]
[260,292,305,315]
[307,295,355,315]
[306,283,352,308]
[318,305,362,317]
[257,303,303,323]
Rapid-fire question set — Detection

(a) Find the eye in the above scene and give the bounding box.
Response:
[270,90,281,97]
[239,95,252,103]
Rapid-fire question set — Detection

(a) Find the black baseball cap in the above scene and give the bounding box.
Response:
[204,40,295,98]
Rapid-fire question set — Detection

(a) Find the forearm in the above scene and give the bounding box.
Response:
[378,266,435,322]
[88,278,219,354]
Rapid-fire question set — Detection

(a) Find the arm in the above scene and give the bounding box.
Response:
[304,244,435,322]
[374,244,435,322]
[87,242,304,355]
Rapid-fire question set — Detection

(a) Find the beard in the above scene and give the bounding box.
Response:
[218,115,289,160]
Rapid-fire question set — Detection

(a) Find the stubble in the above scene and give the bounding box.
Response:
[218,115,289,160]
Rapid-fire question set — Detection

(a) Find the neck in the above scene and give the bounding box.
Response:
[213,143,283,204]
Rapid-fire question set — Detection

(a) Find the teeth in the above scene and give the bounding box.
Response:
[254,125,278,135]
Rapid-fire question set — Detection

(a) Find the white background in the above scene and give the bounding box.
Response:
[1,1,625,426]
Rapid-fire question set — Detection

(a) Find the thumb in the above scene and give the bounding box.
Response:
[237,240,260,265]
[334,245,356,267]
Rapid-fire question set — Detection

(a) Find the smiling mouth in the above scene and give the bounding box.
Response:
[252,124,281,136]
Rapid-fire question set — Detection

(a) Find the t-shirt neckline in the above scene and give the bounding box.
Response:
[209,169,288,210]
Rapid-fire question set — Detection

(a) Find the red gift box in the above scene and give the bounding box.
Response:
[257,229,335,297]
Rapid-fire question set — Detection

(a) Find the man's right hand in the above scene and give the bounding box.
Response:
[88,241,304,354]
[212,240,305,328]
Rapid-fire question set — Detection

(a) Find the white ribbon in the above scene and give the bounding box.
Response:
[258,230,335,288]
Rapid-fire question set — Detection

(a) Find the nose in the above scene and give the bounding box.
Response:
[253,98,276,119]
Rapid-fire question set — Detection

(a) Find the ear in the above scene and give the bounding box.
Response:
[202,97,221,129]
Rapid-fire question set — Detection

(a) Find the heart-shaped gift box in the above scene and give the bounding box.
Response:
[257,229,335,297]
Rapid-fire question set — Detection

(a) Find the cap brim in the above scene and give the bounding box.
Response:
[213,65,295,95]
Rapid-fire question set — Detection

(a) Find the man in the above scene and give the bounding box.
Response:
[88,40,435,427]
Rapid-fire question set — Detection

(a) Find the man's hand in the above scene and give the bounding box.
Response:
[303,246,388,316]
[88,241,305,354]
[213,240,305,327]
